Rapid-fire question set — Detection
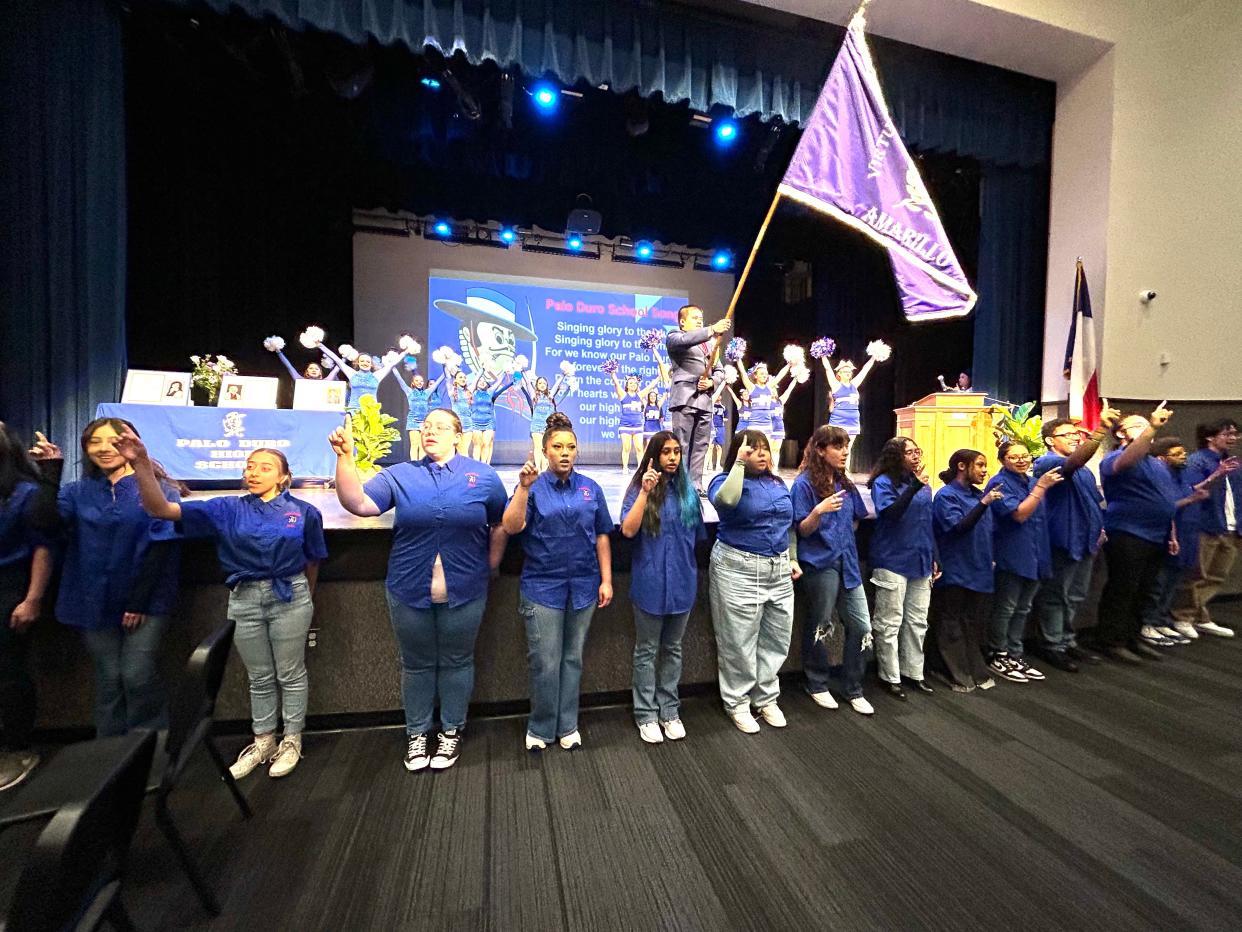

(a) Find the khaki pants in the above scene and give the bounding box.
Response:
[1172,534,1240,626]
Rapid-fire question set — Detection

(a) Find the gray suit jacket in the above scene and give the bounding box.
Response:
[665,327,723,413]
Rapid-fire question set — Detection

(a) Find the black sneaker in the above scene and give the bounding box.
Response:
[1039,649,1079,673]
[405,732,431,772]
[430,730,462,770]
[1066,645,1102,665]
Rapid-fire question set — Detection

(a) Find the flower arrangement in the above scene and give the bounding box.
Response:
[190,354,237,404]
[809,337,836,359]
[639,328,665,351]
[601,357,619,375]
[724,338,747,363]
[866,339,893,362]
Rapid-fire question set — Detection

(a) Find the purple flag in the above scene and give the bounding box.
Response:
[779,13,977,320]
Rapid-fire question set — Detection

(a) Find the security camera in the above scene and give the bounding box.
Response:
[1139,290,1158,303]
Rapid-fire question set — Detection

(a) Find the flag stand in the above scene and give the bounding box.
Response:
[711,189,782,366]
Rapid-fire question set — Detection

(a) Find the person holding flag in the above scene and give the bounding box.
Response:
[666,306,731,494]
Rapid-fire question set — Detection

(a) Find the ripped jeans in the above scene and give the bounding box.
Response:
[797,564,873,700]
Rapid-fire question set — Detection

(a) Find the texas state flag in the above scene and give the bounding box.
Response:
[1063,260,1101,430]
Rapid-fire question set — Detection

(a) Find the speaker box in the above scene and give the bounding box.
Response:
[565,208,602,235]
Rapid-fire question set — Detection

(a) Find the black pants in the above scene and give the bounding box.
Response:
[670,405,711,490]
[929,585,992,688]
[1095,532,1165,648]
[0,565,37,750]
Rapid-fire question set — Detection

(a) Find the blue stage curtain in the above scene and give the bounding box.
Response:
[972,164,1051,405]
[0,0,127,461]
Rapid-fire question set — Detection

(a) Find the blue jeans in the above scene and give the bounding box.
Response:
[520,595,596,742]
[80,614,170,738]
[228,576,314,736]
[631,608,690,725]
[798,565,872,699]
[387,594,487,735]
[1141,560,1183,629]
[988,570,1041,656]
[1033,548,1094,651]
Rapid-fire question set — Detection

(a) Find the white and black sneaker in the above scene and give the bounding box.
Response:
[430,730,462,770]
[988,652,1028,683]
[405,732,431,772]
[1140,625,1176,647]
[1012,657,1045,681]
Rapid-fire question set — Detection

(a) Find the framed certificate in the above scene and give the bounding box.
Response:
[216,376,279,409]
[293,378,347,412]
[121,370,192,406]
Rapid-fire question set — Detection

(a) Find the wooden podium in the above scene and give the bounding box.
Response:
[894,392,996,490]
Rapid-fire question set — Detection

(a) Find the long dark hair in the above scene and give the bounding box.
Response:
[625,431,701,535]
[721,429,774,475]
[80,417,187,495]
[799,425,854,497]
[0,422,44,500]
[939,448,983,485]
[868,437,915,489]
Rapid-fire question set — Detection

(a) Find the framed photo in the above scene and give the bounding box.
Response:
[293,378,347,412]
[215,376,279,409]
[121,370,192,406]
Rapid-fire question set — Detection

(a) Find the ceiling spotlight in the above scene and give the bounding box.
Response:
[635,241,654,260]
[714,119,739,145]
[433,221,452,237]
[711,249,733,270]
[566,234,584,251]
[532,82,559,112]
[420,76,441,90]
[499,227,517,244]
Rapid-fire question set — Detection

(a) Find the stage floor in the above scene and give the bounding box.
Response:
[191,465,876,530]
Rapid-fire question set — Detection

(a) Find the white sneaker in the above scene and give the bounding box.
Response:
[229,734,277,779]
[1173,621,1199,640]
[524,733,547,752]
[660,719,686,741]
[848,696,875,716]
[637,722,664,744]
[268,735,302,778]
[730,710,761,734]
[1140,624,1175,646]
[809,690,839,710]
[758,704,787,728]
[1157,625,1191,644]
[1196,621,1236,638]
[558,731,582,750]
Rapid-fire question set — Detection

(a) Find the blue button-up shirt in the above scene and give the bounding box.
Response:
[790,473,865,588]
[869,473,934,578]
[1184,448,1241,536]
[933,481,994,593]
[620,484,705,615]
[56,474,181,629]
[0,481,55,569]
[180,492,328,601]
[1165,462,1201,569]
[516,470,613,611]
[1101,450,1178,545]
[1033,452,1104,560]
[365,456,506,610]
[985,469,1050,581]
[708,471,793,557]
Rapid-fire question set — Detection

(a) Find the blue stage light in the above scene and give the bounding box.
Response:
[566,234,584,250]
[533,83,559,112]
[433,221,452,237]
[711,249,733,270]
[499,227,517,244]
[421,77,442,90]
[714,119,739,145]
[635,241,654,260]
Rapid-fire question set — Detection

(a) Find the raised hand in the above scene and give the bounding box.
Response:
[1036,466,1064,490]
[640,459,660,493]
[1150,399,1173,427]
[518,452,539,489]
[109,426,148,463]
[983,488,1004,504]
[328,415,354,458]
[1219,456,1240,475]
[736,440,753,464]
[28,431,62,461]
[816,491,846,515]
[710,318,732,335]
[1098,399,1121,428]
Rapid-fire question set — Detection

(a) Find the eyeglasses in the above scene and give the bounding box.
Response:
[1051,431,1080,439]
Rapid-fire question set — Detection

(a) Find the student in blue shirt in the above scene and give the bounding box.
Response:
[502,413,613,752]
[930,449,1003,692]
[0,426,61,791]
[983,441,1061,684]
[1030,411,1117,671]
[792,426,874,715]
[1095,405,1179,663]
[332,407,506,772]
[55,418,182,739]
[867,437,936,701]
[620,431,705,744]
[1174,418,1241,637]
[708,430,800,734]
[390,365,445,460]
[118,432,326,780]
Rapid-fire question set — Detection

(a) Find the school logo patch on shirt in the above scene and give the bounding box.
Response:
[465,472,479,488]
[580,487,592,501]
[284,512,301,528]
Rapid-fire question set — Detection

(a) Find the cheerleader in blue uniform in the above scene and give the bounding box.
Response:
[821,341,890,463]
[768,373,804,468]
[517,368,571,469]
[446,369,475,456]
[318,344,400,413]
[610,370,663,470]
[643,390,667,443]
[264,336,340,382]
[739,361,776,441]
[390,365,446,460]
[708,382,730,475]
[469,372,509,465]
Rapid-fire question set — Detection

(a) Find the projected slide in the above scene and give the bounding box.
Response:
[427,271,688,452]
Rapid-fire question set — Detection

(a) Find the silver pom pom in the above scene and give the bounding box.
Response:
[299,326,325,349]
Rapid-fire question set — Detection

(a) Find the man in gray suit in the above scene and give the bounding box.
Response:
[665,304,731,492]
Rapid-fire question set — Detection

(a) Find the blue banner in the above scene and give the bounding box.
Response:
[426,273,687,461]
[96,403,342,480]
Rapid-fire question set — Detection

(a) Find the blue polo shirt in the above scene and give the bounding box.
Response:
[984,470,1050,581]
[0,481,56,569]
[516,470,613,611]
[180,492,328,601]
[1165,462,1201,569]
[620,484,705,615]
[933,481,994,593]
[1101,450,1178,545]
[708,470,793,557]
[1184,448,1242,536]
[869,474,934,578]
[56,474,181,630]
[1034,452,1104,560]
[790,473,865,588]
[364,456,506,610]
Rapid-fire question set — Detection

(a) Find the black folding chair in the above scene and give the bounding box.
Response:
[2,729,156,932]
[0,620,246,916]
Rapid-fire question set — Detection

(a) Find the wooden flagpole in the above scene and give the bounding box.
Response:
[710,188,782,366]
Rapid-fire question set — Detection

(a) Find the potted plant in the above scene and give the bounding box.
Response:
[987,401,1046,457]
[350,395,400,478]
